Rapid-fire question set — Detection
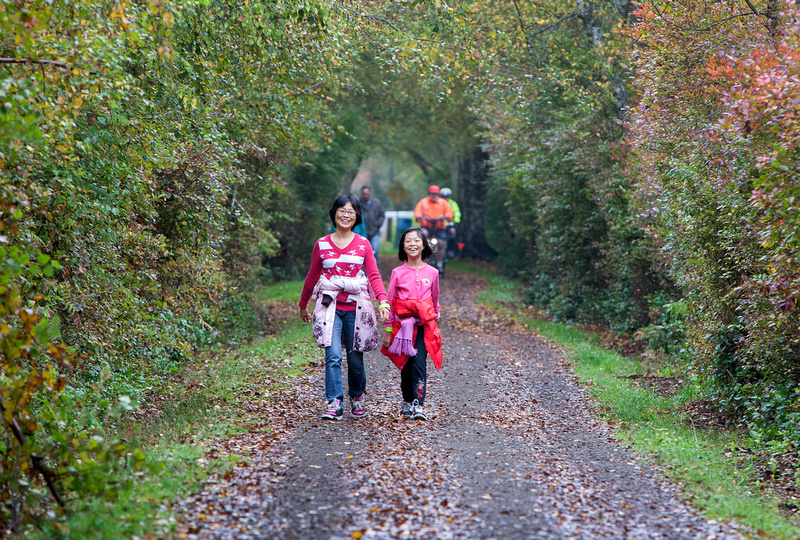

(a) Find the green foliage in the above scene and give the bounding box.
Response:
[488,120,666,333]
[263,106,368,280]
[470,0,669,332]
[0,0,358,531]
[4,0,800,531]
[638,294,687,356]
[325,3,490,254]
[625,0,800,448]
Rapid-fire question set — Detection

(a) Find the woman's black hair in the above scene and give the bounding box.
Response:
[329,195,363,228]
[398,227,433,261]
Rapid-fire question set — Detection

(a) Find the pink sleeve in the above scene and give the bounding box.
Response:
[362,239,387,302]
[386,268,398,325]
[298,240,322,310]
[431,267,440,317]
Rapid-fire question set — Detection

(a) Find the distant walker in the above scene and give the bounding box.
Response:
[359,186,386,264]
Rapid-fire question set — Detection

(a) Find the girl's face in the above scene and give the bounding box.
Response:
[404,231,424,260]
[335,202,356,232]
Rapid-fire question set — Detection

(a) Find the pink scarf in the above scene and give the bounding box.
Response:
[388,316,420,357]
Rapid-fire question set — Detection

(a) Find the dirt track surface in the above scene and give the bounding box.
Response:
[175,264,743,539]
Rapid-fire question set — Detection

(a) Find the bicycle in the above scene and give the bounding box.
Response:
[419,220,447,276]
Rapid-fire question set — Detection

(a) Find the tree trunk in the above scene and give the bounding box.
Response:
[576,0,630,119]
[455,145,497,260]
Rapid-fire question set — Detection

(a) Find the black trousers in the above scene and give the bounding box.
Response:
[401,327,427,405]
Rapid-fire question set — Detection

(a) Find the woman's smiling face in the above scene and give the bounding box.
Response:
[404,230,423,259]
[335,202,357,231]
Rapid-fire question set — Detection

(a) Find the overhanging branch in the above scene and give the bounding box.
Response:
[1,57,97,75]
[1,57,69,69]
[742,0,760,15]
[1,394,64,509]
[650,1,762,32]
[333,3,535,75]
[408,149,446,178]
[528,13,580,38]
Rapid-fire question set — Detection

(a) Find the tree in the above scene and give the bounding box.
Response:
[458,0,666,329]
[625,0,800,445]
[0,0,360,529]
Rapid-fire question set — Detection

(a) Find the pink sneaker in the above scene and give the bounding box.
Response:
[350,395,366,417]
[321,399,343,420]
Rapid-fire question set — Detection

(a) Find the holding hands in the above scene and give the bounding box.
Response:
[300,302,389,326]
[378,300,391,325]
[379,300,392,348]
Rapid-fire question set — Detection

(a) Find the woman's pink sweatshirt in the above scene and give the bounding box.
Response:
[299,234,387,311]
[386,263,440,325]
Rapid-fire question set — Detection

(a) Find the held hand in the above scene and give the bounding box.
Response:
[300,308,310,323]
[383,331,392,349]
[377,300,390,324]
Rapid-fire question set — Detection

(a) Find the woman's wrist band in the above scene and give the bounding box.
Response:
[385,326,393,332]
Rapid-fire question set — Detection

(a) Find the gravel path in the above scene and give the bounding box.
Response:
[175,265,743,539]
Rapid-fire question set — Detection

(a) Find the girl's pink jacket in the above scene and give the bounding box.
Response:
[381,297,443,371]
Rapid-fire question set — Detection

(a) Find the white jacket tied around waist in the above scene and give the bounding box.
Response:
[311,274,380,352]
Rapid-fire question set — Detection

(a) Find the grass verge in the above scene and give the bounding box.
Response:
[25,282,314,539]
[379,238,396,255]
[450,260,800,539]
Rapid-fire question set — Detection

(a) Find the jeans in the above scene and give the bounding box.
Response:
[431,229,447,242]
[401,326,427,405]
[368,234,381,263]
[324,309,366,403]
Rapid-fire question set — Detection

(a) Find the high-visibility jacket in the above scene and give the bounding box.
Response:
[414,196,453,230]
[446,199,461,225]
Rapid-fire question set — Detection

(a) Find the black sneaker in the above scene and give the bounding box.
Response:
[400,401,413,417]
[410,399,427,421]
[321,398,344,420]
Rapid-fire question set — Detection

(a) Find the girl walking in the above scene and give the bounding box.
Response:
[381,227,443,421]
[299,195,390,420]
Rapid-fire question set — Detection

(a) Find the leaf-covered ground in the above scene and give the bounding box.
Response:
[173,265,742,539]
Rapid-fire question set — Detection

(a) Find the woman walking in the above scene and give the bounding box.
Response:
[299,195,390,420]
[381,227,443,421]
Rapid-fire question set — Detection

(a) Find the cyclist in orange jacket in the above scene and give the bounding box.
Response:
[413,185,453,274]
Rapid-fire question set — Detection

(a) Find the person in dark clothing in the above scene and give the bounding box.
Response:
[359,186,386,263]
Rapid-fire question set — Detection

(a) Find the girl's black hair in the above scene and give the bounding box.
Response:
[398,227,433,261]
[329,195,363,227]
